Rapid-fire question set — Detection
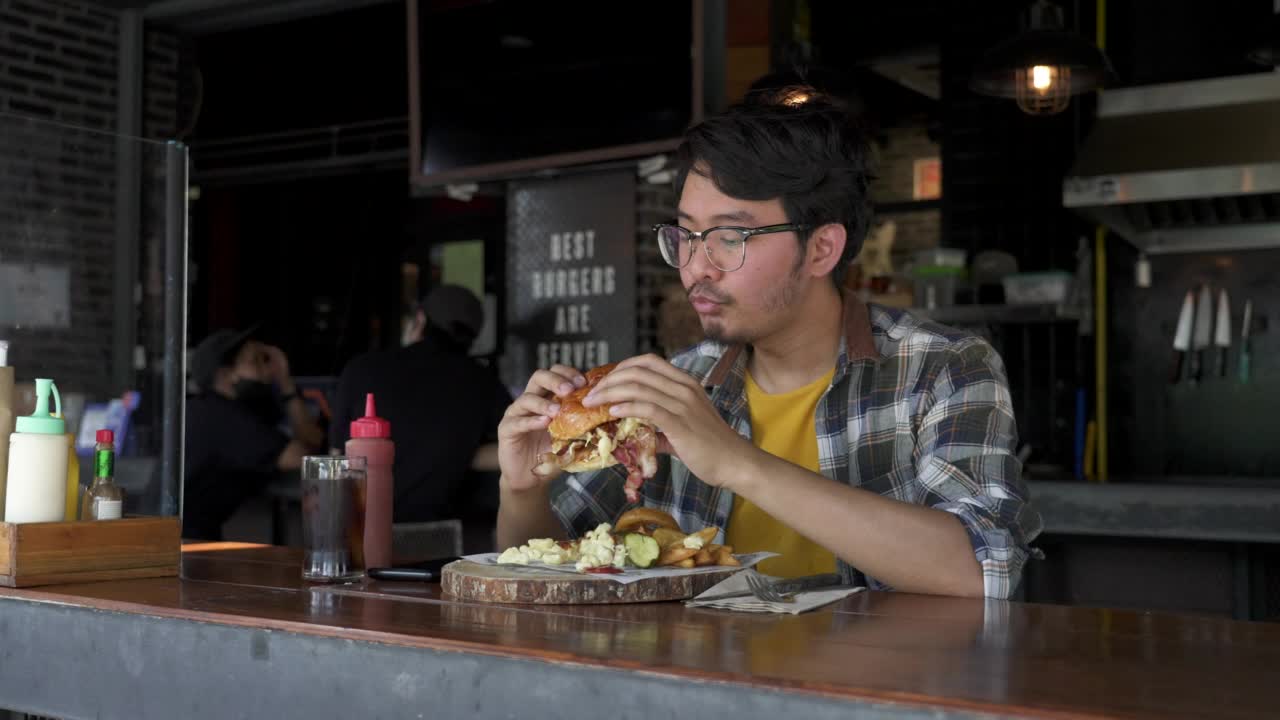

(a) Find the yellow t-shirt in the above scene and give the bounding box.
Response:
[724,366,838,578]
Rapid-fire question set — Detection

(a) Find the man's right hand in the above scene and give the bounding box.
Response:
[497,364,586,493]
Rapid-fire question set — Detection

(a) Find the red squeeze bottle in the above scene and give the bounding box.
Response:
[346,394,395,569]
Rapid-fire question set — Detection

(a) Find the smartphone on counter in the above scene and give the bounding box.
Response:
[366,556,460,582]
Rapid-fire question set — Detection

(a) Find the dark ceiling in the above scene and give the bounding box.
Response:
[88,0,398,35]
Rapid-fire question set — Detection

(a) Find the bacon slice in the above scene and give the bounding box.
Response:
[612,425,658,503]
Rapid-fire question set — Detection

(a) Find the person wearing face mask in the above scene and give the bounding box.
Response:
[183,328,325,540]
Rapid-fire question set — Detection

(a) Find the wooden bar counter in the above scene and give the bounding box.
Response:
[0,542,1276,719]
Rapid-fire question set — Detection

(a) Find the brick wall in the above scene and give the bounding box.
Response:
[636,179,677,356]
[0,0,180,410]
[140,27,179,376]
[0,0,122,401]
[0,0,118,126]
[870,123,938,204]
[868,121,942,266]
[143,29,178,138]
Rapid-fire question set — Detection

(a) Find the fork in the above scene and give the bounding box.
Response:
[745,572,796,603]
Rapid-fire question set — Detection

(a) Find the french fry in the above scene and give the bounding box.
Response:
[706,543,722,555]
[676,558,696,568]
[693,548,713,566]
[652,528,687,550]
[657,546,698,566]
[718,545,733,554]
[691,526,718,545]
[714,547,739,566]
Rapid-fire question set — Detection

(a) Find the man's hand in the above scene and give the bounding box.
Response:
[497,364,586,493]
[263,345,294,392]
[496,365,586,548]
[582,354,756,489]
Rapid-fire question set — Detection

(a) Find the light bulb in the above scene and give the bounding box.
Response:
[781,90,811,107]
[1014,65,1071,115]
[1031,65,1054,91]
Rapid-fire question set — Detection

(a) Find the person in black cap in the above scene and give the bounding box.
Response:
[183,328,325,540]
[331,284,512,549]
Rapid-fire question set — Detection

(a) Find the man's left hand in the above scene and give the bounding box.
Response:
[582,354,755,488]
[263,345,294,393]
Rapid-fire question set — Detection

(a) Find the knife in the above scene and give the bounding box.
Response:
[691,573,845,603]
[1190,285,1214,383]
[1239,300,1253,383]
[1214,289,1231,378]
[1170,290,1194,383]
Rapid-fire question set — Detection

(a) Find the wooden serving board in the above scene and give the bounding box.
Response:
[441,560,742,604]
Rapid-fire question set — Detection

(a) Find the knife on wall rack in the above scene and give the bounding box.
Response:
[1170,290,1194,384]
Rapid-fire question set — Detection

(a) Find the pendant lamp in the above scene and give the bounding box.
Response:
[970,0,1110,116]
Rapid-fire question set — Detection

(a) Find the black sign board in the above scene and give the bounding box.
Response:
[505,170,636,386]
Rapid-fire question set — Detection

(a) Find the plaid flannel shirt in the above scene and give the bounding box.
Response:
[550,294,1043,599]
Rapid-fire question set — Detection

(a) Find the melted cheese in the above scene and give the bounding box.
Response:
[555,417,649,468]
[616,417,643,440]
[594,427,615,461]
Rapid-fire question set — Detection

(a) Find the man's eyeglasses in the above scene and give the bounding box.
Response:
[653,223,809,272]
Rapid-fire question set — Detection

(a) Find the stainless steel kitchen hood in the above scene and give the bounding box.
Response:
[1063,73,1280,254]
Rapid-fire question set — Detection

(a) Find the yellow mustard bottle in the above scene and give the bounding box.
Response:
[59,416,79,521]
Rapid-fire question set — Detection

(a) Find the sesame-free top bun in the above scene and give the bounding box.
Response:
[547,363,618,440]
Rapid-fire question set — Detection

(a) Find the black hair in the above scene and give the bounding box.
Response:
[674,86,874,288]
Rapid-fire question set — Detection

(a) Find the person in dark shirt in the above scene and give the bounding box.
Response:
[184,328,326,540]
[331,285,512,543]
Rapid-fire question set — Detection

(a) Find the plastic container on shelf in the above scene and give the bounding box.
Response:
[1001,271,1074,305]
[914,247,967,269]
[911,266,966,309]
[971,250,1019,285]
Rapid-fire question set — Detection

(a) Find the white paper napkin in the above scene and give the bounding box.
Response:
[684,570,864,614]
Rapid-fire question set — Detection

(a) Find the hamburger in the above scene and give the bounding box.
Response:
[538,362,659,503]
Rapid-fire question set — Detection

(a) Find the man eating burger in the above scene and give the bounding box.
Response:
[496,85,1042,598]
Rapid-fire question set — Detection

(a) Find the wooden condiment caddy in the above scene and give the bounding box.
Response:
[0,515,179,588]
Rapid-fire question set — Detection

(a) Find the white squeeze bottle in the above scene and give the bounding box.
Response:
[4,378,68,523]
[0,341,15,511]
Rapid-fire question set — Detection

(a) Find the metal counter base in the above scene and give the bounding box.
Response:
[1,543,1277,720]
[0,597,1006,720]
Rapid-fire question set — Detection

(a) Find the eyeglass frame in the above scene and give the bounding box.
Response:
[652,222,810,272]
